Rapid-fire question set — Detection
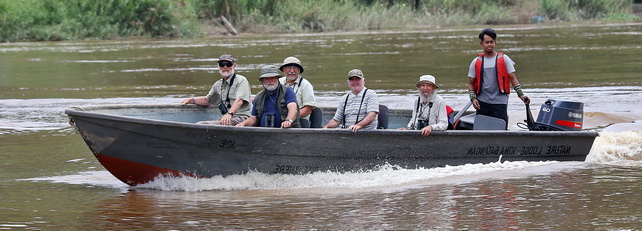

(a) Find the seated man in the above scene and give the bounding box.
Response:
[323,69,379,132]
[279,56,317,128]
[181,54,251,126]
[398,75,448,136]
[237,65,300,128]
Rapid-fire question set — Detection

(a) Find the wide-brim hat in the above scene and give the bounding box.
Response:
[279,56,304,73]
[347,69,364,79]
[416,75,438,88]
[258,65,282,80]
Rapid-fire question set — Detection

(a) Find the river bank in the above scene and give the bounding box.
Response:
[1,0,639,42]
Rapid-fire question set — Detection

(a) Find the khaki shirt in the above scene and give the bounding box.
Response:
[206,74,252,117]
[279,76,316,120]
[406,94,449,131]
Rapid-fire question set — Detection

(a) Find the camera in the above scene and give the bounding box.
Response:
[417,120,429,129]
[218,102,229,115]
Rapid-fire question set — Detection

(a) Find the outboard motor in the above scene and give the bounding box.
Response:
[527,99,584,131]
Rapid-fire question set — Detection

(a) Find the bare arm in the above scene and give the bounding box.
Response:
[220,97,245,125]
[509,73,530,104]
[181,96,211,106]
[467,77,480,110]
[281,102,298,128]
[228,98,244,114]
[323,119,340,129]
[299,105,313,118]
[349,111,378,133]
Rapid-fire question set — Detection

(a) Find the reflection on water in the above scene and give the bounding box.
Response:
[65,163,639,230]
[1,23,642,229]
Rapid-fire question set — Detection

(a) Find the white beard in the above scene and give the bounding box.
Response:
[263,82,278,91]
[419,91,434,104]
[219,69,234,78]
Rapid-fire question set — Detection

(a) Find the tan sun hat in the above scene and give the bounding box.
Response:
[258,65,282,80]
[279,56,304,73]
[416,75,438,88]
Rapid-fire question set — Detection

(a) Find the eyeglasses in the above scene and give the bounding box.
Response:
[218,62,234,67]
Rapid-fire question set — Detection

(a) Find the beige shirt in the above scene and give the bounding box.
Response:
[206,74,252,117]
[279,76,316,120]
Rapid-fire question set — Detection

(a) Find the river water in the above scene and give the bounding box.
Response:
[1,23,641,230]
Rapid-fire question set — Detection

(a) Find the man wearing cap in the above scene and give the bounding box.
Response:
[181,54,252,126]
[468,28,530,128]
[236,65,300,128]
[398,75,449,136]
[278,56,317,128]
[323,69,379,132]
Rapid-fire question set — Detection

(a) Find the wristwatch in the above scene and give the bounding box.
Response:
[227,111,234,116]
[286,119,294,123]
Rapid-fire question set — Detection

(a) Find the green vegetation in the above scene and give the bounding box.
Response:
[0,0,638,42]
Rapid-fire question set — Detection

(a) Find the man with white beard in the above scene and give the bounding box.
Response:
[237,65,300,128]
[181,54,252,126]
[398,75,448,136]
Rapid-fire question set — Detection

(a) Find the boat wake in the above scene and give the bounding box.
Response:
[586,130,642,165]
[20,161,574,192]
[134,161,567,192]
[18,131,641,192]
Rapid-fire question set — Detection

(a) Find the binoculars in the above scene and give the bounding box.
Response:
[265,113,276,127]
[218,103,229,115]
[417,120,429,129]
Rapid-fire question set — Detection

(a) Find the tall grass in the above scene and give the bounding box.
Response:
[0,0,637,42]
[0,0,201,42]
[232,0,637,33]
[540,0,637,21]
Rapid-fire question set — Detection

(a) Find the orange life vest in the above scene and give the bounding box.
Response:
[473,52,510,95]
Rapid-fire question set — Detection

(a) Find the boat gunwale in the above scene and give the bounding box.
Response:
[65,104,600,138]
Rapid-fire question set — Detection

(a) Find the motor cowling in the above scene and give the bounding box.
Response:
[533,99,584,131]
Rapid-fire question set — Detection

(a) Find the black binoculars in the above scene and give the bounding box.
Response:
[218,103,229,115]
[265,113,276,127]
[417,120,429,129]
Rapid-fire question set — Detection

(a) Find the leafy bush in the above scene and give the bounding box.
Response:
[0,0,637,42]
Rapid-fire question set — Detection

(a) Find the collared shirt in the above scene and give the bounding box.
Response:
[333,87,379,130]
[205,74,252,117]
[406,94,449,131]
[279,76,316,120]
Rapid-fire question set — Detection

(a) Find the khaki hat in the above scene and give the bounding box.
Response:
[258,65,282,80]
[416,75,438,88]
[218,54,235,62]
[279,56,304,73]
[347,69,364,79]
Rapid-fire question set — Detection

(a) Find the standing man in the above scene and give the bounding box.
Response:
[467,28,530,128]
[398,75,448,136]
[237,65,300,128]
[181,54,252,126]
[323,69,379,132]
[278,56,316,127]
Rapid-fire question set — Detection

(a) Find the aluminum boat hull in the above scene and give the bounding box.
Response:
[65,104,599,186]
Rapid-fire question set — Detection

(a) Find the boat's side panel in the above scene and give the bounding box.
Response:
[69,111,597,186]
